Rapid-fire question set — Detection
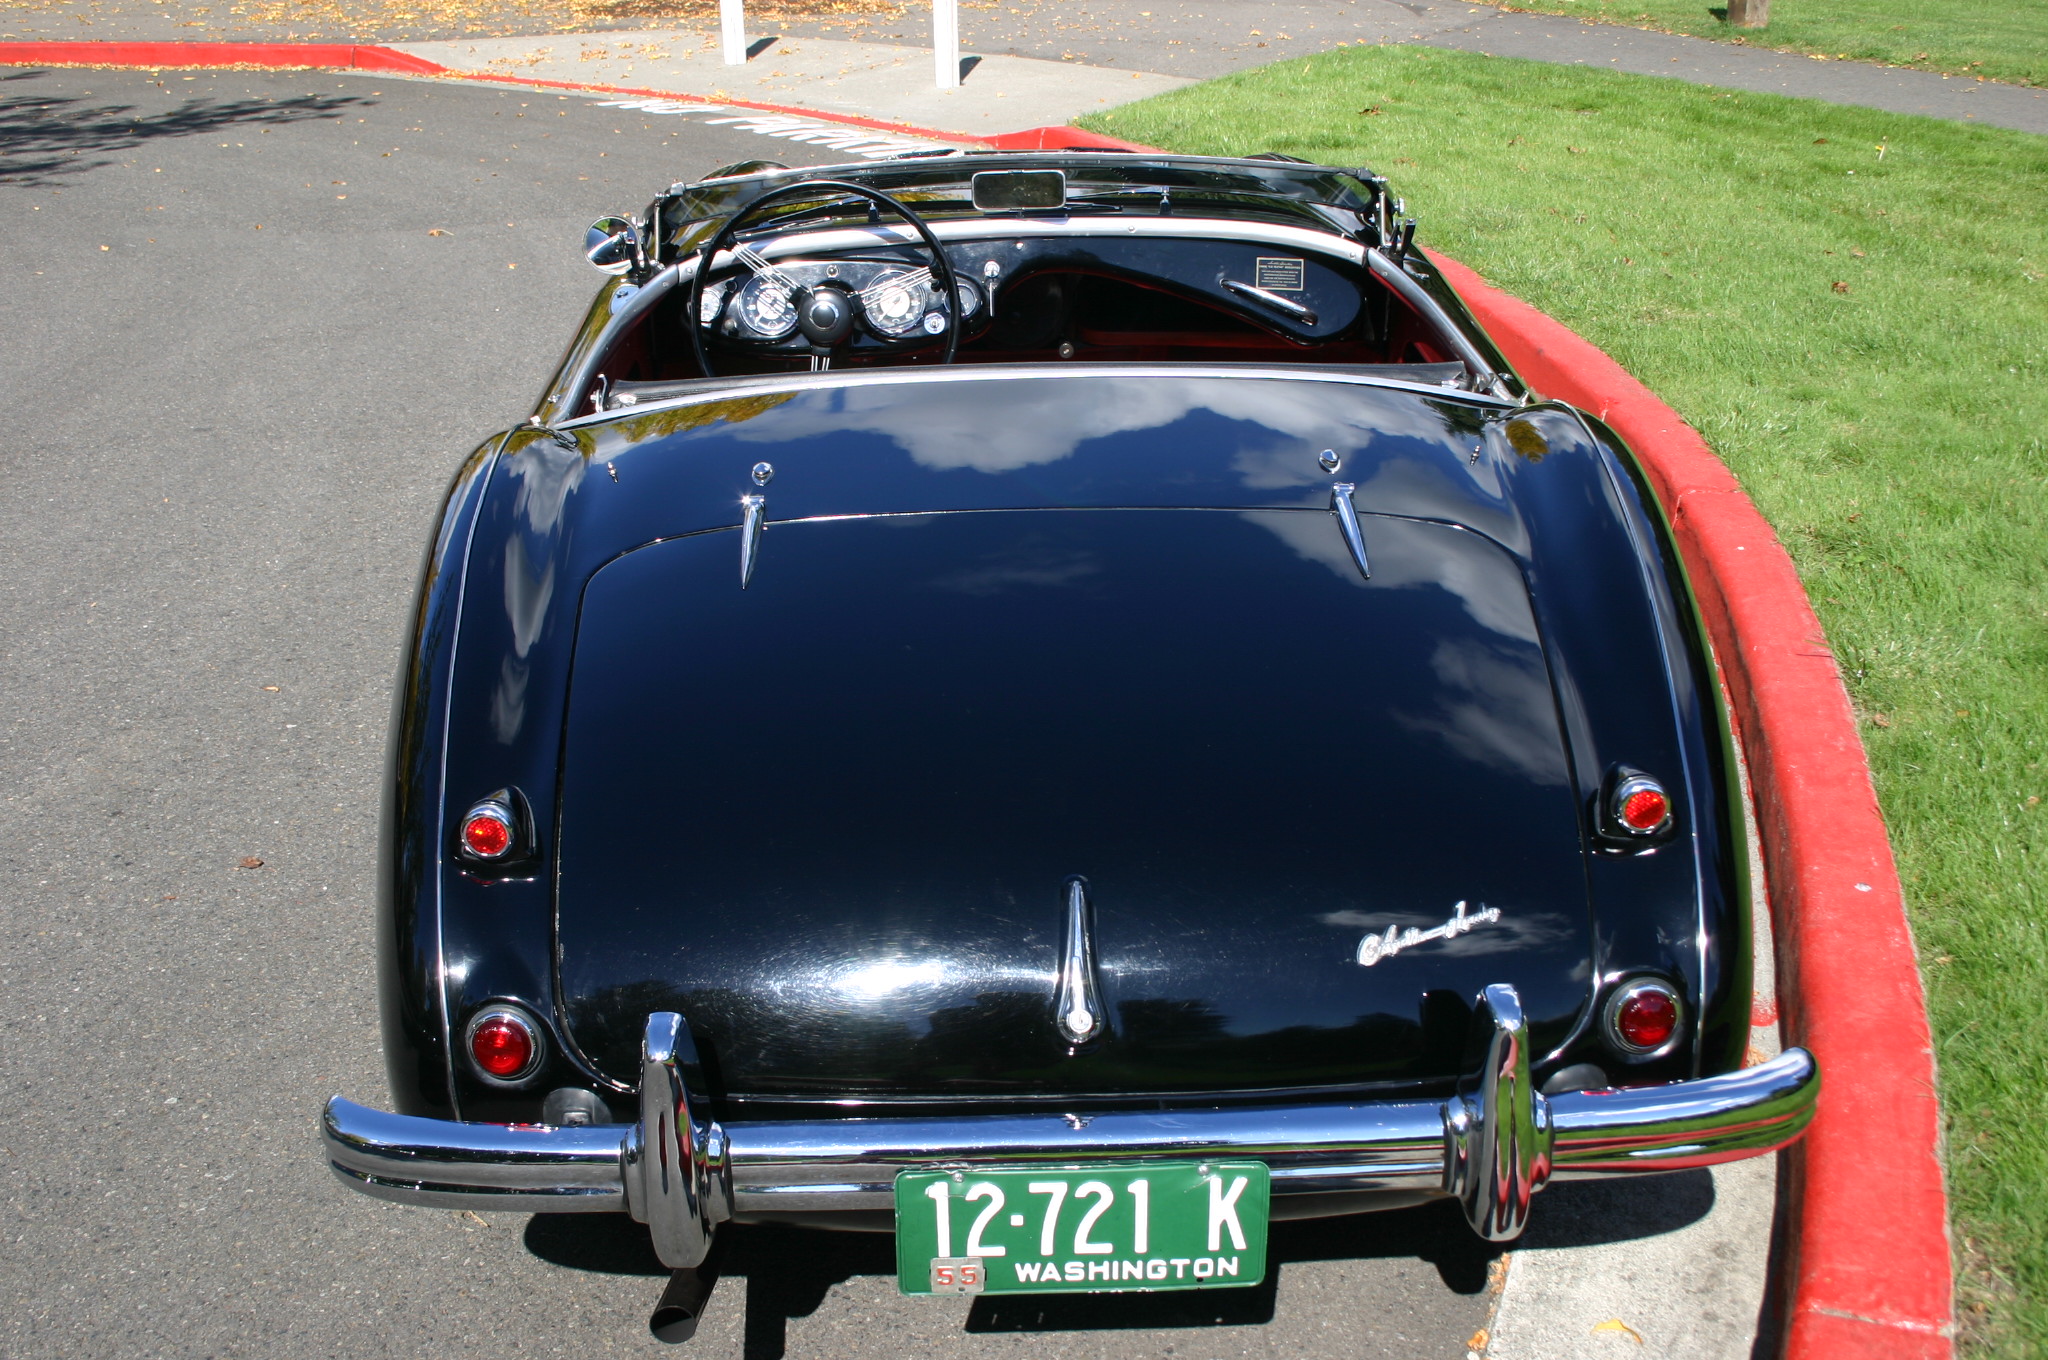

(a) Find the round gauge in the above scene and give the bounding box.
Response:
[735,273,799,340]
[953,280,982,319]
[697,279,731,325]
[862,268,931,338]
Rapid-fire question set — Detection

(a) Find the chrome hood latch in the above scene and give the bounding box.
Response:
[1053,875,1108,1047]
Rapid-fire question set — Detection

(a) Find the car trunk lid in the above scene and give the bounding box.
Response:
[555,506,1591,1099]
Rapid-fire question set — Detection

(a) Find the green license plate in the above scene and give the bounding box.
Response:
[894,1161,1270,1296]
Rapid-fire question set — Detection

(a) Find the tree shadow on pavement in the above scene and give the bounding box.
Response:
[0,69,370,186]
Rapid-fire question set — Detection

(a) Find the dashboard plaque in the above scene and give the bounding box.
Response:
[1253,257,1306,291]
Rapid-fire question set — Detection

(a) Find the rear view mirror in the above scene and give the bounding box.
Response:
[971,170,1066,213]
[585,215,639,275]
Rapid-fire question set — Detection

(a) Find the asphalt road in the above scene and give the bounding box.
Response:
[0,66,1504,1358]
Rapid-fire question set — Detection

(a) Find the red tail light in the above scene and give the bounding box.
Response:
[467,1007,542,1082]
[1612,774,1672,835]
[1605,979,1682,1056]
[460,801,514,860]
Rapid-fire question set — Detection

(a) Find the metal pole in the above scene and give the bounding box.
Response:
[720,0,746,65]
[933,0,959,88]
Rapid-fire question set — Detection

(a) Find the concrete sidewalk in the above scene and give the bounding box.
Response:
[394,30,1192,136]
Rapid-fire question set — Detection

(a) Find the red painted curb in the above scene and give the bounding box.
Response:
[984,125,1160,152]
[0,40,442,73]
[1427,249,1955,1360]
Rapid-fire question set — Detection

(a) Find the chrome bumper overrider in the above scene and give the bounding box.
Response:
[322,987,1818,1267]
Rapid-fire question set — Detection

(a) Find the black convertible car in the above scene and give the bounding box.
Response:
[322,151,1817,1335]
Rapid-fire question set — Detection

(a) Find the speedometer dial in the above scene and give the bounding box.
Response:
[861,268,932,338]
[735,274,799,340]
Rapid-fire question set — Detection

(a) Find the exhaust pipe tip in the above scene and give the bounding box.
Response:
[649,1263,720,1345]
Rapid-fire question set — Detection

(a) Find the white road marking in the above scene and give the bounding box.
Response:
[591,98,957,158]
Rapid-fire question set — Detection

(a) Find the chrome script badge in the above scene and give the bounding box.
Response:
[1355,900,1503,967]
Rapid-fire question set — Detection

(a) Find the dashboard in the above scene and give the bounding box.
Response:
[701,257,984,347]
[693,234,1373,363]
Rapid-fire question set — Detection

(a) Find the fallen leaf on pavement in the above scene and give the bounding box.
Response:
[237,857,265,869]
[1591,1318,1644,1344]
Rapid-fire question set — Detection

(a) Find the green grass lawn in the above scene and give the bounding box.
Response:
[1083,46,2048,1354]
[1497,0,2048,88]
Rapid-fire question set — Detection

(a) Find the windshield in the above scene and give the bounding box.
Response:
[657,154,1381,257]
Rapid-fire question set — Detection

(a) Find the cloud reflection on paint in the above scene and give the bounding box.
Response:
[1244,511,1538,643]
[1399,639,1571,787]
[732,377,1468,476]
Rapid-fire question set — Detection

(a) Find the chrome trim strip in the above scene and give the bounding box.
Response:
[738,493,767,589]
[550,262,686,426]
[1329,483,1371,580]
[432,437,507,1120]
[558,363,1514,435]
[1052,877,1107,1046]
[1363,249,1503,394]
[322,1019,1816,1231]
[730,215,1368,270]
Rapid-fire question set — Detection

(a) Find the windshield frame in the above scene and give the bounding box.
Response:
[654,153,1386,260]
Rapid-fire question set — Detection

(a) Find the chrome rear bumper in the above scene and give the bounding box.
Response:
[323,988,1818,1268]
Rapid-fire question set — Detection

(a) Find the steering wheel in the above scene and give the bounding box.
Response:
[686,180,962,378]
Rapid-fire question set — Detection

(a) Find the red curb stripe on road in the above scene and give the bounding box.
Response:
[1426,249,1954,1360]
[0,40,443,73]
[982,125,1159,151]
[0,40,1953,1352]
